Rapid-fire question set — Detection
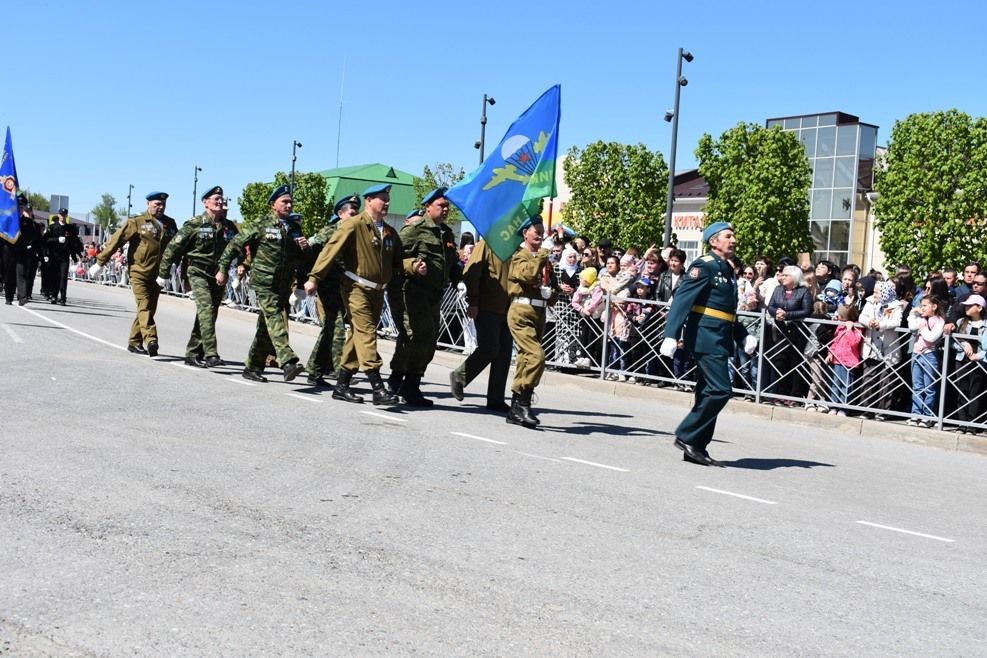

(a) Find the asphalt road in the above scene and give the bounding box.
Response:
[1,282,984,656]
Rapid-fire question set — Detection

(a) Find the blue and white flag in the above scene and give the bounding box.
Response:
[0,127,21,244]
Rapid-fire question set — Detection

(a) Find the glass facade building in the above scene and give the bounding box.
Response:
[766,112,878,266]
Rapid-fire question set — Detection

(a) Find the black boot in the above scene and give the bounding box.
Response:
[517,389,540,428]
[399,374,433,407]
[506,393,525,426]
[387,371,405,395]
[332,369,364,403]
[368,370,399,406]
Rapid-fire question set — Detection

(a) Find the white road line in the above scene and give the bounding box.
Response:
[225,378,256,387]
[562,457,630,472]
[16,306,124,351]
[856,521,955,543]
[3,324,24,344]
[451,432,507,445]
[515,451,563,463]
[695,486,778,505]
[361,411,407,423]
[287,393,323,404]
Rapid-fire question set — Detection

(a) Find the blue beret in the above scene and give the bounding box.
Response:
[328,214,341,225]
[516,215,544,237]
[422,186,448,206]
[287,212,302,221]
[145,192,168,201]
[333,194,361,214]
[362,183,391,197]
[200,185,223,200]
[405,209,423,220]
[702,221,733,243]
[268,184,292,205]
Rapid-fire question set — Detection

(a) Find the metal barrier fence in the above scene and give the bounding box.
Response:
[72,262,985,434]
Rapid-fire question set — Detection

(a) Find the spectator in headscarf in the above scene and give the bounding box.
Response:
[855,279,904,419]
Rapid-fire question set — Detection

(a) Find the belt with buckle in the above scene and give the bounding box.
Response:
[513,296,547,308]
[691,305,736,322]
[345,270,386,290]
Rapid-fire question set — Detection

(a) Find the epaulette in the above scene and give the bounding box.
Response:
[701,255,714,262]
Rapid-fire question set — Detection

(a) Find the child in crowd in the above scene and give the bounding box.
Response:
[804,300,835,412]
[906,295,945,427]
[570,267,604,367]
[951,294,986,433]
[827,304,863,415]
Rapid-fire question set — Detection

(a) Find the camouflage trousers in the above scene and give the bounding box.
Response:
[390,290,441,376]
[306,287,346,377]
[245,287,298,371]
[128,274,161,347]
[507,302,546,394]
[185,269,225,358]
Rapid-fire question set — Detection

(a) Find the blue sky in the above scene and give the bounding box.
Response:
[6,0,987,221]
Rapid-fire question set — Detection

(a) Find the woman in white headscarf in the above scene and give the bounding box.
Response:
[856,279,904,419]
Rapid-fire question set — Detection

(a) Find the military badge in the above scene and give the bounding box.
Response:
[689,267,700,279]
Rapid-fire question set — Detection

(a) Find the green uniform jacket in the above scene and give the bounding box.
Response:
[158,213,238,278]
[307,211,409,289]
[218,213,307,288]
[398,215,458,302]
[507,247,559,304]
[463,240,510,315]
[663,252,748,357]
[97,212,178,278]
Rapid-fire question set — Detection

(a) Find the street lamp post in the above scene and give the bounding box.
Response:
[126,183,134,219]
[291,140,303,192]
[473,94,496,165]
[662,48,694,248]
[192,165,202,216]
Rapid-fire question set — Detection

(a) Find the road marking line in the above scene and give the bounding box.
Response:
[562,457,630,472]
[361,411,407,422]
[16,306,124,351]
[225,378,256,386]
[287,393,322,404]
[451,432,507,445]
[856,521,955,543]
[515,451,563,463]
[695,486,778,505]
[3,324,24,344]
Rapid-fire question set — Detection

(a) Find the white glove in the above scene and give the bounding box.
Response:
[456,281,467,298]
[88,263,103,277]
[155,276,169,288]
[744,335,758,355]
[659,337,678,357]
[58,236,66,244]
[43,256,49,263]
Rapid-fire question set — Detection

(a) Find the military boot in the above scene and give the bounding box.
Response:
[387,371,405,396]
[516,389,540,428]
[506,393,526,426]
[367,370,399,406]
[332,369,364,404]
[399,374,433,407]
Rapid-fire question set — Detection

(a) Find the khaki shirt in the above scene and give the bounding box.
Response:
[97,212,178,278]
[463,240,510,315]
[308,211,409,290]
[508,246,558,305]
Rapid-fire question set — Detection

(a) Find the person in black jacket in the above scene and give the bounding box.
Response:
[767,265,813,401]
[3,195,43,306]
[44,209,84,305]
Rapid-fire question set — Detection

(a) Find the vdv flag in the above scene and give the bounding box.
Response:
[446,85,560,262]
[0,127,21,244]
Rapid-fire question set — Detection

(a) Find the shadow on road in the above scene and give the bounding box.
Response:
[725,457,835,470]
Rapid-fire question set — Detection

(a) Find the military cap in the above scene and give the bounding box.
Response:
[328,214,341,225]
[145,191,168,202]
[516,215,544,237]
[702,221,733,243]
[200,185,223,200]
[58,207,68,214]
[16,193,27,205]
[421,186,448,206]
[405,209,423,220]
[268,184,292,205]
[333,194,361,214]
[362,183,391,197]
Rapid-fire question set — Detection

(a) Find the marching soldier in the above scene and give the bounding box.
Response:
[384,208,424,393]
[660,221,757,466]
[506,216,558,428]
[449,238,513,413]
[217,184,309,383]
[89,192,178,355]
[388,187,458,406]
[157,185,238,368]
[304,184,411,405]
[44,208,83,305]
[3,194,43,306]
[302,194,361,386]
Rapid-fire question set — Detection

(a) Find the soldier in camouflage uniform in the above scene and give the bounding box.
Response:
[156,185,238,368]
[217,185,309,383]
[387,187,458,406]
[90,191,178,356]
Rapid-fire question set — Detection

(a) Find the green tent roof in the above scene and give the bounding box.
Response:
[316,163,418,218]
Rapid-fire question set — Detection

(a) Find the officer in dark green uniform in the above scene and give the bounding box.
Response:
[301,194,360,386]
[157,185,238,367]
[384,208,424,393]
[387,187,458,406]
[660,221,757,466]
[217,184,309,383]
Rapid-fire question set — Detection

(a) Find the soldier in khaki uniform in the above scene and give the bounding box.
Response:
[304,183,413,405]
[449,239,513,413]
[301,194,360,386]
[156,185,238,368]
[217,185,309,383]
[89,192,178,356]
[506,216,558,428]
[388,187,458,406]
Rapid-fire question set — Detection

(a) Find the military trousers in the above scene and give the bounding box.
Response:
[675,351,732,452]
[245,287,298,371]
[185,269,225,358]
[391,288,441,376]
[2,247,30,303]
[48,258,70,302]
[128,274,161,347]
[339,282,384,373]
[306,286,346,377]
[507,302,546,394]
[453,309,513,406]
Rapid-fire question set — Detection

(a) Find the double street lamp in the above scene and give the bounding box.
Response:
[291,140,303,192]
[126,183,134,219]
[192,165,202,216]
[473,94,496,165]
[662,48,694,248]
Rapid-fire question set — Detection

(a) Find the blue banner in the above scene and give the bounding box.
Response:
[0,127,20,244]
[446,85,560,261]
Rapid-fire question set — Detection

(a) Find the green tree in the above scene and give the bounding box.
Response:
[874,110,987,274]
[237,171,329,236]
[22,190,49,212]
[696,123,812,265]
[561,141,668,249]
[91,193,121,233]
[413,162,466,227]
